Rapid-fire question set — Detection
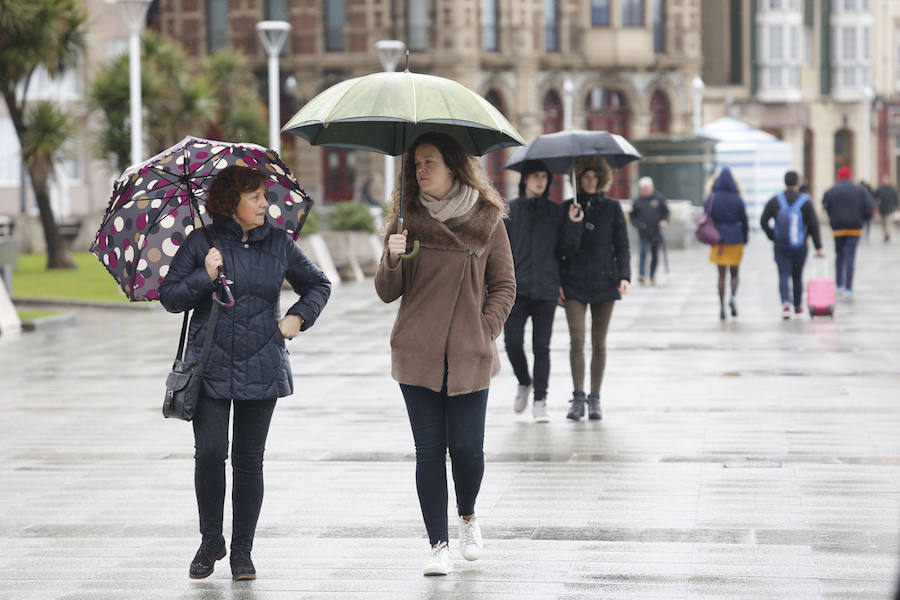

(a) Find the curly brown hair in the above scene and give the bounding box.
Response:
[384,132,506,233]
[205,165,268,219]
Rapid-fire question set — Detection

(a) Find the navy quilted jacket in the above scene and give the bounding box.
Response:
[158,218,331,400]
[705,168,748,245]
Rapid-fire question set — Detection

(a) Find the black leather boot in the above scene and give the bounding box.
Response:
[566,391,586,420]
[231,550,256,581]
[587,394,602,420]
[188,536,226,579]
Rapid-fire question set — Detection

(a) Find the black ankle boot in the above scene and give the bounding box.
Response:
[231,550,256,581]
[587,394,602,420]
[188,536,226,579]
[566,391,586,420]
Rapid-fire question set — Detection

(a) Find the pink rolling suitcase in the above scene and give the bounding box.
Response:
[807,257,835,318]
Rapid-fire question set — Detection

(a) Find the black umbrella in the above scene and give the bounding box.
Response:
[504,129,641,173]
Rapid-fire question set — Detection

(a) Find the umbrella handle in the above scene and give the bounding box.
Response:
[212,272,235,308]
[396,217,420,259]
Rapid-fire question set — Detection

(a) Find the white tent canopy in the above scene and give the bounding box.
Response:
[698,117,795,230]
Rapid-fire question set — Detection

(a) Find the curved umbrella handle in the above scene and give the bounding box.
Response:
[400,240,420,260]
[212,272,235,308]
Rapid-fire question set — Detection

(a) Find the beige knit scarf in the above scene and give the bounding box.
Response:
[418,181,479,222]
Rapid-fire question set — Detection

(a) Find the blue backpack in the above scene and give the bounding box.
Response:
[774,192,809,249]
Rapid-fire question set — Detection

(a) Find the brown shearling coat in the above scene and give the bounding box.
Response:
[375,193,516,396]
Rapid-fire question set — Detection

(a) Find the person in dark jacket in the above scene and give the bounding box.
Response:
[760,170,825,319]
[630,176,669,285]
[560,155,630,422]
[503,160,582,422]
[705,167,748,321]
[159,166,331,581]
[873,177,898,242]
[822,167,873,296]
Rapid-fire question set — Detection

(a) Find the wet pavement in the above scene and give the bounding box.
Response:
[1,232,899,599]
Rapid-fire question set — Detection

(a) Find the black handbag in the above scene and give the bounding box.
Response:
[163,302,220,421]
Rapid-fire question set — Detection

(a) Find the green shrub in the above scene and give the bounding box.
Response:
[300,208,321,235]
[330,201,376,233]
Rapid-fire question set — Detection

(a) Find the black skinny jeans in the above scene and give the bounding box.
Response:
[503,296,558,401]
[400,381,488,546]
[193,396,276,553]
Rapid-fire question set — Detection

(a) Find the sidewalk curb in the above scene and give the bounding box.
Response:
[12,296,159,310]
[20,311,77,332]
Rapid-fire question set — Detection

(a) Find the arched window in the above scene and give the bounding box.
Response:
[543,90,563,202]
[834,129,854,177]
[484,90,506,196]
[585,87,631,198]
[649,89,670,134]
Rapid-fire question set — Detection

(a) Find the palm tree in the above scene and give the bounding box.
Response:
[0,0,85,269]
[204,49,268,146]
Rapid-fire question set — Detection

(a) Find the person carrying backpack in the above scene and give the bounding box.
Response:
[760,170,824,319]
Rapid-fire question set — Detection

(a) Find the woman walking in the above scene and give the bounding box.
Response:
[375,132,516,576]
[560,155,630,422]
[705,167,748,320]
[504,160,582,422]
[159,166,331,581]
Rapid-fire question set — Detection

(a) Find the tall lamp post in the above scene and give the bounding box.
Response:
[562,77,575,199]
[256,20,291,154]
[375,40,406,205]
[692,76,705,134]
[114,0,152,167]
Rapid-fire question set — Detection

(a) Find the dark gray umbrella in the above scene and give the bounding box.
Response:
[503,129,641,173]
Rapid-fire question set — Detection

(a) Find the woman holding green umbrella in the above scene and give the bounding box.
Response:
[375,132,516,576]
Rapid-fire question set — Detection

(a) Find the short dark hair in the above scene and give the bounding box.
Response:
[206,166,267,219]
[518,160,551,198]
[784,171,799,187]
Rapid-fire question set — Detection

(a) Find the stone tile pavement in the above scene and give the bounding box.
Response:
[1,232,899,599]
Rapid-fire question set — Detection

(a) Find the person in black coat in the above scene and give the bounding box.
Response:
[874,177,898,242]
[630,176,669,285]
[560,155,630,422]
[503,160,582,422]
[822,167,873,296]
[159,166,331,581]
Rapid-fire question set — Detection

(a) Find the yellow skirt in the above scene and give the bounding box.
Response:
[709,244,744,266]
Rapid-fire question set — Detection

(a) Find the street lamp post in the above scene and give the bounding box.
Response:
[692,76,705,134]
[114,0,152,167]
[256,20,291,154]
[375,40,406,206]
[562,77,575,199]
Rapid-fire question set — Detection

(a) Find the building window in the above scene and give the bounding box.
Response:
[323,148,355,202]
[324,0,345,52]
[482,0,499,51]
[591,0,610,27]
[649,90,670,134]
[652,0,666,52]
[544,0,559,52]
[408,0,429,52]
[756,2,802,101]
[265,0,289,20]
[834,129,854,175]
[585,88,631,198]
[543,90,563,202]
[622,0,644,27]
[206,0,228,52]
[830,3,872,100]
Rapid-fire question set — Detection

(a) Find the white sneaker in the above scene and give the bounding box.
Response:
[532,400,550,423]
[458,516,483,561]
[513,384,531,413]
[423,541,452,576]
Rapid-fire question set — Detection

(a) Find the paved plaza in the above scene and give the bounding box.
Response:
[1,232,899,599]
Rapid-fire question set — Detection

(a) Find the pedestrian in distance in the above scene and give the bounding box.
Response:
[760,170,824,320]
[630,176,670,285]
[559,155,630,422]
[822,167,874,297]
[704,167,749,321]
[873,177,899,243]
[503,160,582,423]
[375,132,516,576]
[158,165,332,581]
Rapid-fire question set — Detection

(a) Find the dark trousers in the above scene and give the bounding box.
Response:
[774,245,808,307]
[638,237,660,278]
[503,296,558,401]
[400,381,488,546]
[564,300,615,396]
[834,235,860,291]
[193,396,276,553]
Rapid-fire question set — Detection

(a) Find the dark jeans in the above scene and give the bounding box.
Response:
[503,296,557,401]
[638,237,660,278]
[193,396,277,553]
[774,244,808,307]
[400,381,488,546]
[834,235,860,291]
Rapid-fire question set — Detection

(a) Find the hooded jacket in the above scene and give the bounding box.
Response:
[822,179,874,233]
[705,169,748,245]
[375,191,516,396]
[159,219,332,400]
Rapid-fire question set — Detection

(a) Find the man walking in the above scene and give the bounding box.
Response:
[873,177,898,242]
[822,167,873,296]
[630,176,669,285]
[760,170,824,319]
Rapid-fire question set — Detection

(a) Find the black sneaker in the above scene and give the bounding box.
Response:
[587,394,602,420]
[188,536,226,579]
[231,551,256,581]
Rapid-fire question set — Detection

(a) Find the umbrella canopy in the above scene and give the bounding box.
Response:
[504,129,641,173]
[90,136,312,301]
[282,70,525,156]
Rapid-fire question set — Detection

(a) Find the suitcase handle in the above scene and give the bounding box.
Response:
[813,254,829,279]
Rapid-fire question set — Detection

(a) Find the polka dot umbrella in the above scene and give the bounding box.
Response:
[90,136,312,301]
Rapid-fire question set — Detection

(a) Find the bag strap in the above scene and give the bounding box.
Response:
[706,193,715,214]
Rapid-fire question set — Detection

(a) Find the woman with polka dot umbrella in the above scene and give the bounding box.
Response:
[90,136,312,301]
